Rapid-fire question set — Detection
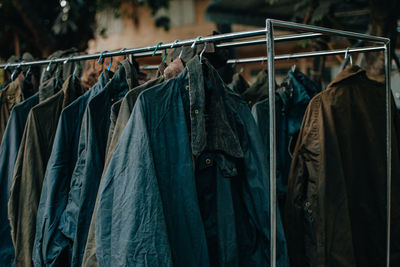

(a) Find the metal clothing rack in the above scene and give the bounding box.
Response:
[0,19,392,267]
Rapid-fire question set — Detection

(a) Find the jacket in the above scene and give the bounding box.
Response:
[63,64,130,267]
[0,77,25,142]
[83,75,178,267]
[32,71,110,267]
[95,56,288,266]
[8,75,84,267]
[251,69,319,213]
[285,66,400,267]
[0,93,39,266]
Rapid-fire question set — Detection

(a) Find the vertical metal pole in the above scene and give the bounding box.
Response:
[266,19,277,267]
[384,41,392,267]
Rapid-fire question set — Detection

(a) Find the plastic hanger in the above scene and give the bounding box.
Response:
[98,50,112,71]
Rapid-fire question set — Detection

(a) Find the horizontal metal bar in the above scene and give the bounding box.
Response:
[268,19,389,44]
[227,45,386,64]
[216,32,323,48]
[0,50,163,69]
[140,65,159,71]
[0,29,267,68]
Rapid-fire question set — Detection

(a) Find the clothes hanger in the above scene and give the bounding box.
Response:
[339,47,353,72]
[11,61,23,81]
[46,56,56,72]
[344,47,353,65]
[25,66,31,78]
[63,55,77,82]
[97,50,112,72]
[170,40,179,62]
[199,42,207,64]
[152,42,163,57]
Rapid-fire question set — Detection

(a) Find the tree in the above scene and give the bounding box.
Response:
[0,0,171,59]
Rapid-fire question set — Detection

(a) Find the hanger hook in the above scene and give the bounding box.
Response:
[63,55,74,65]
[179,47,184,59]
[25,65,32,77]
[46,56,57,72]
[152,42,163,56]
[4,63,11,71]
[171,40,179,48]
[11,61,23,81]
[191,36,202,49]
[107,56,113,71]
[97,50,109,64]
[119,48,127,59]
[199,42,207,64]
[162,50,168,63]
[345,47,353,65]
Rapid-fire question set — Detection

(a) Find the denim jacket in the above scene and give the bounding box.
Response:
[95,56,288,266]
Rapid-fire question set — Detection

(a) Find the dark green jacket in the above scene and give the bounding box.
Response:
[8,76,84,267]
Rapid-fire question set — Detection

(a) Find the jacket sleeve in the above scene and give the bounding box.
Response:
[8,111,46,267]
[285,97,321,267]
[95,96,173,267]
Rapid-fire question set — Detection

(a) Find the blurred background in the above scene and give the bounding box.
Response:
[1,0,400,96]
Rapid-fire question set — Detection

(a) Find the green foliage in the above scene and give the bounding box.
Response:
[0,0,171,59]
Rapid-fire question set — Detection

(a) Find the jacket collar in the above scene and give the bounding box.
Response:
[186,56,244,158]
[39,76,61,103]
[60,75,85,109]
[329,65,366,87]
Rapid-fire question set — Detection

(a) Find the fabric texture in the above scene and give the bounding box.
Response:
[251,69,319,213]
[0,93,39,266]
[0,77,25,142]
[95,56,288,266]
[82,75,165,267]
[63,65,130,267]
[285,65,400,267]
[32,71,110,267]
[8,75,84,267]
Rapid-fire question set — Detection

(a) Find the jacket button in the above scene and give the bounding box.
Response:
[194,109,199,115]
[185,85,189,90]
[232,168,237,173]
[305,201,311,207]
[205,158,211,164]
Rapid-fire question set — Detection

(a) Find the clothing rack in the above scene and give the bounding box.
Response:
[0,19,392,267]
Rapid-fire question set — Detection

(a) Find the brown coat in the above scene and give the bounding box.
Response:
[285,65,400,267]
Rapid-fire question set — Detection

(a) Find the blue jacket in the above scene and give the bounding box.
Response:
[96,56,289,266]
[63,65,129,267]
[0,93,39,266]
[33,71,110,267]
[251,69,319,214]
